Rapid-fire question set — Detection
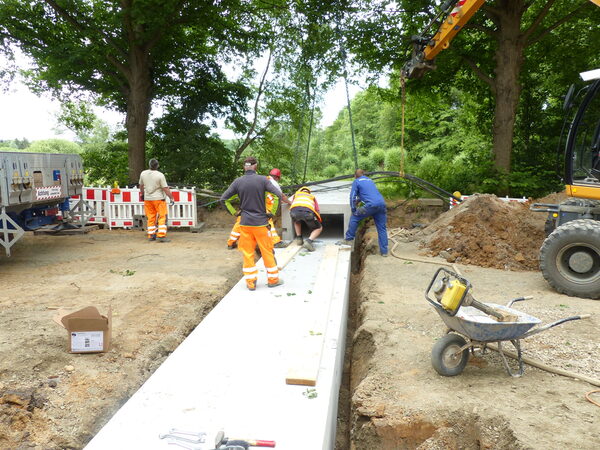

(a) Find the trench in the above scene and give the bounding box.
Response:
[335,218,519,450]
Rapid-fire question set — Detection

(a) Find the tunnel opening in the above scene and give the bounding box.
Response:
[291,213,346,240]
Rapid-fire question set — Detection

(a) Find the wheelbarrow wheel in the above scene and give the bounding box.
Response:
[431,333,469,376]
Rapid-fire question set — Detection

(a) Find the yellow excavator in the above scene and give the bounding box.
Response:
[403,0,600,299]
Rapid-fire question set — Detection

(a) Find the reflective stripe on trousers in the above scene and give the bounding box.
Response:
[145,200,168,238]
[239,225,278,288]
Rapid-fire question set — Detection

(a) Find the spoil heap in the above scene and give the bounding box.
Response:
[419,194,547,270]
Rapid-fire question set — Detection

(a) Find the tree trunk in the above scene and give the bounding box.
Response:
[491,1,525,176]
[125,47,152,183]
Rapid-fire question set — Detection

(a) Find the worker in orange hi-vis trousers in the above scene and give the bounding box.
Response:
[139,159,174,243]
[220,157,284,291]
[224,168,291,249]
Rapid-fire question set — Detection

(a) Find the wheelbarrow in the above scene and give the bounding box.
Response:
[425,268,591,377]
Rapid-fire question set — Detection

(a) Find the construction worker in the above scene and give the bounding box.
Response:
[290,186,322,252]
[139,158,174,242]
[220,156,283,291]
[225,168,290,249]
[338,169,389,256]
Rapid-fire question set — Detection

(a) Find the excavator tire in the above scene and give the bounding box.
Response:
[540,219,600,299]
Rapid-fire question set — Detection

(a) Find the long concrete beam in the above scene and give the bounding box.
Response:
[85,183,353,450]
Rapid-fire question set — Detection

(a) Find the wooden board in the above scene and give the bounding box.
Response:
[275,241,302,270]
[285,245,340,386]
[33,224,99,235]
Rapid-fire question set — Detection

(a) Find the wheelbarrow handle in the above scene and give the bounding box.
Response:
[521,314,591,338]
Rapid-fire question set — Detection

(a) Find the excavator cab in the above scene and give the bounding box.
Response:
[564,75,600,194]
[535,70,600,299]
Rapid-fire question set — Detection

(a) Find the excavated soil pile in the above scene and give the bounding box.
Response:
[418,194,547,270]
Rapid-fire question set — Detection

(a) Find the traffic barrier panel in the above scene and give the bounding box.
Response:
[108,187,197,229]
[167,188,198,227]
[59,186,198,229]
[73,187,109,224]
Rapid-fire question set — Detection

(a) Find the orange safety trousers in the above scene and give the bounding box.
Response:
[228,217,280,246]
[144,200,168,238]
[239,225,279,289]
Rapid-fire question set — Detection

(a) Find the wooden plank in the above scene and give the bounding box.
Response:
[275,241,302,270]
[286,245,339,386]
[33,224,99,235]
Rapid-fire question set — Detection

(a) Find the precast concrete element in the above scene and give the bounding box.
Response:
[85,238,352,450]
[281,181,352,241]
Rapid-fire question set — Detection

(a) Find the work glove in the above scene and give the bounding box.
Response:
[355,206,367,216]
[169,198,175,206]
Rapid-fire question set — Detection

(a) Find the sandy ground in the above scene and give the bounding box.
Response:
[0,225,241,449]
[347,228,600,449]
[1,201,599,450]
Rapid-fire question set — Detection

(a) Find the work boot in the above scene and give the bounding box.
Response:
[382,252,389,257]
[247,281,256,291]
[157,237,171,243]
[336,239,352,246]
[302,239,315,252]
[294,236,303,245]
[227,241,237,250]
[273,241,287,249]
[268,279,284,288]
[148,235,156,242]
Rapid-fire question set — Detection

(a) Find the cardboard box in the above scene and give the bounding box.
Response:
[53,306,112,353]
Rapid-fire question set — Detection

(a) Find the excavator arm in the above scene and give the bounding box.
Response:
[402,0,485,79]
[402,0,598,79]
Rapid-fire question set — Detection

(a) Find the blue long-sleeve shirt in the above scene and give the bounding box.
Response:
[350,176,385,212]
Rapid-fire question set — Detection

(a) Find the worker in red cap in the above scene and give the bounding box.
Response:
[225,167,291,249]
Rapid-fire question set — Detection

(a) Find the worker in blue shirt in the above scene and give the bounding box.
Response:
[338,169,388,256]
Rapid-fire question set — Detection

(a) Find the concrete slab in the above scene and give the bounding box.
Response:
[85,185,353,450]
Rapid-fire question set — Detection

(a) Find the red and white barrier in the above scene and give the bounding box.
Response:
[168,189,198,227]
[70,187,110,224]
[449,194,528,209]
[63,186,198,229]
[108,188,144,229]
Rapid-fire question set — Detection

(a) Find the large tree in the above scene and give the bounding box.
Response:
[0,0,261,182]
[346,0,600,175]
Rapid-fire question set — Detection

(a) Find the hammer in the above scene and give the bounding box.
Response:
[214,431,276,449]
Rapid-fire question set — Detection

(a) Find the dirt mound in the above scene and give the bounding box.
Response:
[419,194,547,270]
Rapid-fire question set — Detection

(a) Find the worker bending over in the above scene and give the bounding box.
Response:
[220,156,284,291]
[338,169,388,256]
[139,158,174,242]
[290,186,322,252]
[225,168,291,249]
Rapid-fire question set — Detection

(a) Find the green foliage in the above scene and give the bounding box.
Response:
[28,139,82,154]
[81,141,129,186]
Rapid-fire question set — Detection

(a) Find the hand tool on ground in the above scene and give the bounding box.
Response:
[214,431,275,449]
[159,429,207,444]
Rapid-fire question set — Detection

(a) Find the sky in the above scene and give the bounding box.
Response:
[0,72,362,143]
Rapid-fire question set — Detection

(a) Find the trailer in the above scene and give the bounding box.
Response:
[0,151,84,256]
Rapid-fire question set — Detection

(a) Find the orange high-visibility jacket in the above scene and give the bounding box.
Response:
[290,189,322,222]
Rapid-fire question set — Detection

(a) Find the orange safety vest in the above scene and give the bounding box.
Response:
[265,176,277,214]
[290,189,321,222]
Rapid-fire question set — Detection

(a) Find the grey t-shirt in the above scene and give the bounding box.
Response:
[220,171,282,226]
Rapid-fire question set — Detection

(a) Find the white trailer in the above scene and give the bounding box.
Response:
[0,151,84,255]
